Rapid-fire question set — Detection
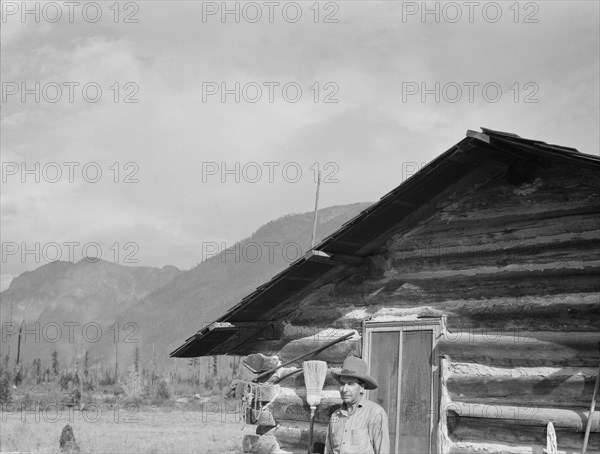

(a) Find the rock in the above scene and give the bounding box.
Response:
[59,424,80,454]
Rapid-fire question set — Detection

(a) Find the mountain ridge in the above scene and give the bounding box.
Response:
[0,202,372,371]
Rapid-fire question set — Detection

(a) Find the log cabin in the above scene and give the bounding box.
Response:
[171,128,600,454]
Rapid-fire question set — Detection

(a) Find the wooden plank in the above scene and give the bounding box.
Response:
[258,421,329,450]
[430,163,600,223]
[243,353,280,373]
[250,383,340,402]
[449,440,582,454]
[277,333,360,364]
[389,219,599,259]
[319,270,600,306]
[265,368,340,388]
[251,394,341,425]
[370,194,599,264]
[369,330,400,449]
[384,260,600,282]
[444,297,600,333]
[389,239,600,275]
[448,402,600,432]
[399,330,433,454]
[394,210,599,246]
[254,331,355,381]
[450,417,600,452]
[289,293,600,333]
[466,130,490,143]
[304,250,365,266]
[447,368,598,408]
[440,331,600,367]
[267,367,304,387]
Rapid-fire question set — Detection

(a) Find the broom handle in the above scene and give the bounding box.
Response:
[308,406,316,454]
[582,343,600,454]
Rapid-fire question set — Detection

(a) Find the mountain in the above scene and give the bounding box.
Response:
[2,259,182,324]
[0,203,371,373]
[0,259,183,368]
[122,202,372,361]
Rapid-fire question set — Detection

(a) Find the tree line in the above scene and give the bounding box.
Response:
[0,346,243,404]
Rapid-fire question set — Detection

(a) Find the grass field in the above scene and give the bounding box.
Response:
[0,406,247,453]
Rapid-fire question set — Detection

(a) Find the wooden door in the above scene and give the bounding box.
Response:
[363,320,440,454]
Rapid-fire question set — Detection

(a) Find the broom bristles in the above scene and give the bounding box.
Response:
[303,360,328,407]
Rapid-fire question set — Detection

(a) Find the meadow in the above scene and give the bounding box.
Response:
[0,405,247,453]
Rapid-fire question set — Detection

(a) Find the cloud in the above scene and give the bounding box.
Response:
[1,1,598,290]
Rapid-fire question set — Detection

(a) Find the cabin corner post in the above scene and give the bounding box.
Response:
[438,354,452,454]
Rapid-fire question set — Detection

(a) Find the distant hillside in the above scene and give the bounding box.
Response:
[0,203,371,373]
[3,260,182,324]
[0,259,182,368]
[121,202,372,365]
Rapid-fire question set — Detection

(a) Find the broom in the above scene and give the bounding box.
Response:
[303,360,328,454]
[544,422,557,454]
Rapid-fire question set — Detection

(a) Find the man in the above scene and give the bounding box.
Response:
[325,356,390,454]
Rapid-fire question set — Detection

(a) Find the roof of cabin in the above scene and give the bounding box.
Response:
[170,128,600,358]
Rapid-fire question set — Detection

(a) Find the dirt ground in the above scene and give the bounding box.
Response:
[0,405,248,453]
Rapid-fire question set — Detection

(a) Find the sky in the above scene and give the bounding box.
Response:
[1,1,599,291]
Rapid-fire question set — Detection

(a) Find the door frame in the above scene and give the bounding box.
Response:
[362,318,442,454]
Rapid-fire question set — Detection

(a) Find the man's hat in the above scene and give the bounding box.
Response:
[331,356,378,390]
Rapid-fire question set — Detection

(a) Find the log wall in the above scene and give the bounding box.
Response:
[241,159,600,453]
